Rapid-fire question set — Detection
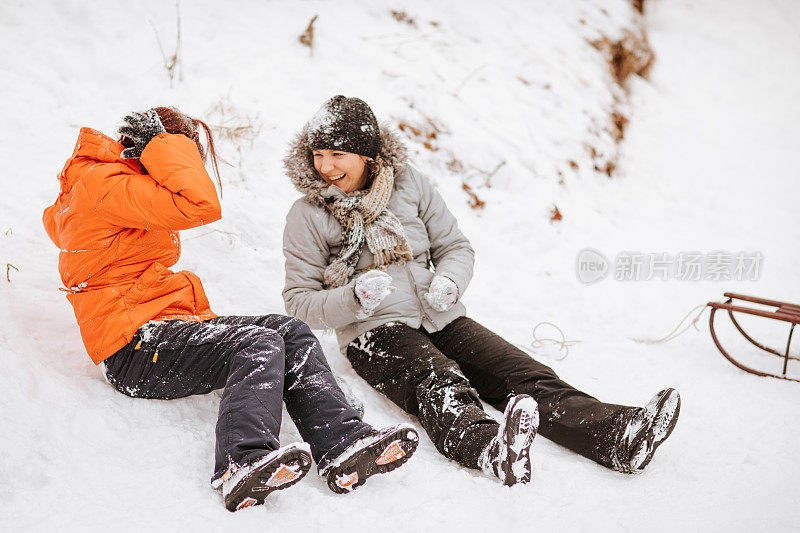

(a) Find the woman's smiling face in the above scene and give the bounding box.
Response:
[312,149,370,193]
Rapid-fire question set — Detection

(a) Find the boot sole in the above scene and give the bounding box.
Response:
[225,446,312,512]
[327,425,419,494]
[501,395,540,486]
[630,388,681,471]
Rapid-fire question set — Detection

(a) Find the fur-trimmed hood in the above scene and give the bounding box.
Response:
[283,123,409,206]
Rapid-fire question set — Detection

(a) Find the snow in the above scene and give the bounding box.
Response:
[307,100,339,137]
[424,274,458,312]
[2,0,799,531]
[355,270,396,317]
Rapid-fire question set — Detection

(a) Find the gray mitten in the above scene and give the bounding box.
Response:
[118,109,167,159]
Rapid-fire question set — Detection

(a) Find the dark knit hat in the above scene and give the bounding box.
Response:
[306,95,380,159]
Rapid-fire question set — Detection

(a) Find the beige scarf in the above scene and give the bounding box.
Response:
[323,157,413,288]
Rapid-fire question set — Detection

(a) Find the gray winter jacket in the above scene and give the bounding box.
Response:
[282,126,474,353]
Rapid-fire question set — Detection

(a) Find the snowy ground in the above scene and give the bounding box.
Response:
[1,0,799,531]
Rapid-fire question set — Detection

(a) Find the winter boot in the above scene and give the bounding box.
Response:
[323,423,419,494]
[222,442,312,511]
[612,388,681,474]
[479,394,539,486]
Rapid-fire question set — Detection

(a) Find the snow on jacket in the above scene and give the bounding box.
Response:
[282,125,474,353]
[43,128,221,364]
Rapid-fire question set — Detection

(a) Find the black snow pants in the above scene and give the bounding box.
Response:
[102,314,373,485]
[346,317,638,470]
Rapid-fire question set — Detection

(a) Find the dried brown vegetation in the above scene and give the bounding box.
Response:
[206,97,262,146]
[584,17,653,179]
[6,263,19,282]
[610,111,629,143]
[461,183,485,209]
[299,15,318,49]
[391,10,417,26]
[150,1,183,87]
[591,29,654,86]
[398,120,441,152]
[549,205,563,223]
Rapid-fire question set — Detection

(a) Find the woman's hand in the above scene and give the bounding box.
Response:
[354,270,395,318]
[119,109,167,159]
[424,275,458,312]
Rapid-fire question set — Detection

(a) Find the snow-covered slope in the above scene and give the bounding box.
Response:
[1,0,798,531]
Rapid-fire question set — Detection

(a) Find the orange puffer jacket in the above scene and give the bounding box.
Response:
[43,128,222,364]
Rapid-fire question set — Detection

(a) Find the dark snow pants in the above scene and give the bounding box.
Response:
[346,317,637,470]
[102,314,373,485]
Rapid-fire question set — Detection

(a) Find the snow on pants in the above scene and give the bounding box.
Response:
[346,317,638,470]
[102,314,374,484]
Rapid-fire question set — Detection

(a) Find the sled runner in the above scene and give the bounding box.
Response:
[707,293,800,382]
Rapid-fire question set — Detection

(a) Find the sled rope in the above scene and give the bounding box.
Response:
[630,304,709,345]
[518,304,715,357]
[516,321,580,361]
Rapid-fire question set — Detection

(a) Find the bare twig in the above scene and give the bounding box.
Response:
[150,0,183,87]
[6,263,19,282]
[476,160,506,187]
[451,64,487,97]
[175,1,182,82]
[182,228,239,246]
[361,32,417,41]
[299,15,318,50]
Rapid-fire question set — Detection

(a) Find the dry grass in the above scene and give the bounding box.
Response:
[461,183,485,209]
[397,119,442,152]
[205,94,264,170]
[398,116,500,209]
[610,111,629,143]
[299,15,318,49]
[550,205,563,223]
[584,22,653,179]
[206,96,262,146]
[6,263,19,282]
[150,0,183,88]
[591,30,654,87]
[391,10,416,26]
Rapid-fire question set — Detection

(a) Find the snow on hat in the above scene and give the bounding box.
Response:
[307,95,380,159]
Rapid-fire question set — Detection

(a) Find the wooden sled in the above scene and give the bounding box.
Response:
[707,293,800,382]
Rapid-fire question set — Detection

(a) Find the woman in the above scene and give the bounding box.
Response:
[282,95,681,486]
[43,107,418,512]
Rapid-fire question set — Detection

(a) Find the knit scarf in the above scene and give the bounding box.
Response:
[323,157,413,288]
